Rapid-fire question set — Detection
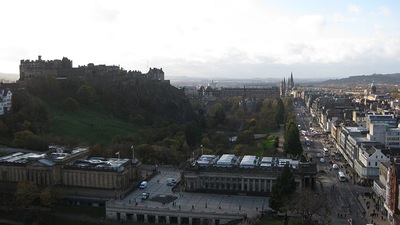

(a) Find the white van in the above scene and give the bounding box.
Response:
[323,148,329,156]
[139,181,147,189]
[166,178,177,186]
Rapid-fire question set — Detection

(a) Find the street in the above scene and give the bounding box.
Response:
[294,100,388,225]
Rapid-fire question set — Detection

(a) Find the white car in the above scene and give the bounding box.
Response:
[139,181,147,189]
[320,158,325,163]
[332,164,339,169]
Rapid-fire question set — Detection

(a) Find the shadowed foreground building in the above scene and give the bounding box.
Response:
[0,147,142,205]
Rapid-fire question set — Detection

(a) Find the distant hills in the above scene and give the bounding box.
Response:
[319,73,400,85]
[0,73,18,82]
[3,71,400,86]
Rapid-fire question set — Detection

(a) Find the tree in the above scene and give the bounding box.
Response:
[62,97,80,112]
[269,165,296,212]
[15,181,39,207]
[76,85,97,105]
[136,144,156,163]
[287,188,331,225]
[283,119,303,157]
[214,108,226,125]
[211,133,230,150]
[12,130,35,147]
[0,120,9,134]
[132,114,145,125]
[275,98,285,126]
[90,144,103,156]
[184,122,201,148]
[236,130,254,145]
[12,130,48,151]
[201,137,211,148]
[40,185,64,208]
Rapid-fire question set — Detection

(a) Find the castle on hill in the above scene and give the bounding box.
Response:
[19,55,166,83]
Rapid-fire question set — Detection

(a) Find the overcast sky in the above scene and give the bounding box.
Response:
[1,0,399,80]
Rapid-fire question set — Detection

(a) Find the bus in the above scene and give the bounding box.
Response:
[338,171,346,182]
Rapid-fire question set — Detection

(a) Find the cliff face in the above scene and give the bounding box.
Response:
[93,77,195,124]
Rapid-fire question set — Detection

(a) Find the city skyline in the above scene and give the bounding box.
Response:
[1,0,399,81]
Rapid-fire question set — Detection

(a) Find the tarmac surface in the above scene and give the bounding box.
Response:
[115,166,270,220]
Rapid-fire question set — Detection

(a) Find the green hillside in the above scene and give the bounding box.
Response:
[46,102,141,147]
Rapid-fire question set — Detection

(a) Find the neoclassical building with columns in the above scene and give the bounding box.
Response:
[0,147,142,191]
[183,154,317,195]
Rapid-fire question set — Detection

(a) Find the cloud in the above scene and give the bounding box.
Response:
[0,0,399,79]
[377,6,391,16]
[348,4,362,14]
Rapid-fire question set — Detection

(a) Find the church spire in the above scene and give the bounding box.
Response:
[290,72,294,89]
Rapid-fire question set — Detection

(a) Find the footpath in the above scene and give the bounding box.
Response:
[357,194,389,225]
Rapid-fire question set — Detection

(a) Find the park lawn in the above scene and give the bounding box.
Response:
[255,136,277,156]
[46,102,141,147]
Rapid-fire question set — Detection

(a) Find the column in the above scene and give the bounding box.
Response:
[212,219,216,225]
[155,215,159,223]
[144,214,148,223]
[120,213,126,221]
[189,217,192,225]
[264,179,267,192]
[166,216,170,224]
[178,217,181,225]
[253,179,256,191]
[133,214,137,222]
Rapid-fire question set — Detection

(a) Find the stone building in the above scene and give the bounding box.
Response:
[212,86,279,99]
[0,89,12,115]
[183,154,317,195]
[0,147,141,190]
[19,55,165,82]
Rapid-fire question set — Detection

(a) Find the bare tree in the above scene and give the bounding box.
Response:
[286,188,331,225]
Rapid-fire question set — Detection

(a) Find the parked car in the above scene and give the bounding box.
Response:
[332,164,339,170]
[139,181,147,189]
[320,158,325,163]
[166,178,177,186]
[141,192,150,200]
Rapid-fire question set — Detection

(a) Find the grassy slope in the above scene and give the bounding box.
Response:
[46,102,140,147]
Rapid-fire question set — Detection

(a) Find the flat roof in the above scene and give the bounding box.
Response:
[73,157,130,171]
[216,154,237,166]
[0,152,46,164]
[239,155,258,167]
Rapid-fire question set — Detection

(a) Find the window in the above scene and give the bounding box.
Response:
[375,162,378,166]
[368,162,371,166]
